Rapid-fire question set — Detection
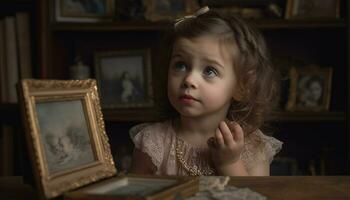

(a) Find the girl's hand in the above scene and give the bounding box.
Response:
[207,121,244,168]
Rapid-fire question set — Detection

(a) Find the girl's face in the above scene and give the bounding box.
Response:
[167,35,237,119]
[309,81,322,101]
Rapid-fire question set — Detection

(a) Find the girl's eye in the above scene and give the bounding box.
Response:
[203,66,218,78]
[172,62,187,72]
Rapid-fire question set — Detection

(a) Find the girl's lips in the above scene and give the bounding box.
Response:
[179,94,198,104]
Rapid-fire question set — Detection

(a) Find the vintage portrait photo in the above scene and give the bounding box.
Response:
[143,0,199,21]
[95,50,154,108]
[295,75,324,108]
[36,100,95,173]
[286,66,332,111]
[285,0,340,19]
[55,0,115,22]
[20,79,116,199]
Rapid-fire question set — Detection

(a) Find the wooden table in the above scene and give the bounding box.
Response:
[228,176,350,199]
[1,176,350,200]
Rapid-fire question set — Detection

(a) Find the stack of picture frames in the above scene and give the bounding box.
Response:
[19,79,198,199]
[285,65,333,112]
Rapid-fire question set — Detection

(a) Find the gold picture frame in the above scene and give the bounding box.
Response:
[94,49,154,109]
[65,175,199,200]
[54,0,115,22]
[285,0,340,19]
[19,79,116,199]
[286,65,333,112]
[143,0,199,21]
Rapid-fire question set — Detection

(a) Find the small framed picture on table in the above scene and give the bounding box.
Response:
[19,79,116,199]
[285,0,340,19]
[54,0,115,22]
[286,65,333,112]
[65,175,199,200]
[19,80,198,200]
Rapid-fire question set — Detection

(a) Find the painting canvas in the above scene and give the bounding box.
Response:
[36,100,95,174]
[19,79,116,199]
[95,50,154,109]
[55,0,115,22]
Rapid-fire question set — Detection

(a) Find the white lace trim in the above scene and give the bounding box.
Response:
[130,122,283,175]
[130,123,164,171]
[241,130,283,171]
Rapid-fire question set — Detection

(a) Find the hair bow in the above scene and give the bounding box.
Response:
[174,6,210,27]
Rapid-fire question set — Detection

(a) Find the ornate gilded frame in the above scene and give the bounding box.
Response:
[286,65,332,112]
[19,79,116,199]
[285,0,340,19]
[143,0,199,21]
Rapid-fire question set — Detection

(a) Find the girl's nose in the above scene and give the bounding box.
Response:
[182,73,198,88]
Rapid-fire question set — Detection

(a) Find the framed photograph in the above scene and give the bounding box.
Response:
[94,49,154,109]
[54,0,115,22]
[19,79,116,199]
[200,0,271,7]
[286,65,333,111]
[143,0,199,21]
[285,0,340,19]
[65,175,199,200]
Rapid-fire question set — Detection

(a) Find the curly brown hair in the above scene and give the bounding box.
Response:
[160,10,278,135]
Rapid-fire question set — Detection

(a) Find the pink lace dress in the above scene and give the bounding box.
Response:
[130,120,283,176]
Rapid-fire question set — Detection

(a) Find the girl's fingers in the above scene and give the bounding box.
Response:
[229,121,244,143]
[219,121,234,146]
[215,128,225,148]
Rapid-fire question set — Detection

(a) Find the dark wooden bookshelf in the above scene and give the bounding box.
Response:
[0,0,338,175]
[49,19,346,32]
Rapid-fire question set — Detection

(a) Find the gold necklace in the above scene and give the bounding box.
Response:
[175,138,214,176]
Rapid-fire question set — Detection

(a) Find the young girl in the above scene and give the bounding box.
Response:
[129,7,282,176]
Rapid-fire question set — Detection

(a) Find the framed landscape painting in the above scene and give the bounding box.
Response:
[19,79,116,199]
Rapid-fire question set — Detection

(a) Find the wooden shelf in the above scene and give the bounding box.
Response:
[50,21,173,32]
[1,102,344,124]
[252,19,346,29]
[50,19,346,32]
[270,111,346,122]
[1,0,32,3]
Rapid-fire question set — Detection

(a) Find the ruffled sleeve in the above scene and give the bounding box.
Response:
[129,122,168,171]
[241,130,283,172]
